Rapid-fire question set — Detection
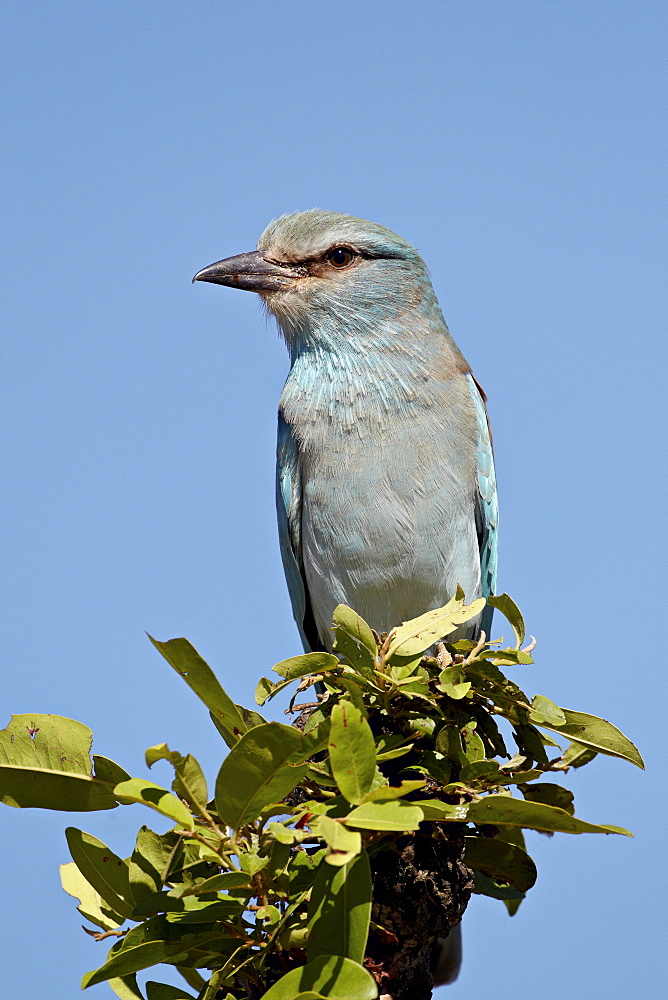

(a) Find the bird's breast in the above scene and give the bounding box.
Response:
[280,365,482,642]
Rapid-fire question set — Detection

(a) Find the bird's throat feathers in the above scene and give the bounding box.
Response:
[275,294,473,435]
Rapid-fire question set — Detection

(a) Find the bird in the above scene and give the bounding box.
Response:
[194,209,499,984]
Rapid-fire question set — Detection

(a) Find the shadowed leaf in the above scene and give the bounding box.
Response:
[464,835,537,891]
[65,828,134,918]
[306,851,372,964]
[468,795,632,836]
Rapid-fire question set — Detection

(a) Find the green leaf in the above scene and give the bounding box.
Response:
[467,795,632,836]
[560,741,598,768]
[128,827,181,904]
[0,714,120,811]
[82,942,183,989]
[537,708,644,768]
[410,800,469,821]
[261,956,378,1000]
[328,700,376,804]
[472,872,525,900]
[344,801,425,831]
[273,651,340,680]
[60,862,126,930]
[93,756,133,786]
[461,723,486,763]
[109,975,146,1000]
[114,779,195,830]
[131,890,243,922]
[255,677,277,706]
[169,872,251,898]
[486,594,525,646]
[521,782,575,814]
[148,636,248,744]
[374,734,415,763]
[332,606,377,658]
[146,984,197,1000]
[332,605,377,678]
[528,695,566,727]
[215,723,310,829]
[459,760,501,783]
[145,744,208,814]
[306,851,372,964]
[386,594,487,658]
[362,780,426,803]
[437,665,472,700]
[464,835,537,891]
[309,815,362,865]
[65,828,135,918]
[513,724,549,766]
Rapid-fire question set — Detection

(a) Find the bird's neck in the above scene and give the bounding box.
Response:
[279,303,471,430]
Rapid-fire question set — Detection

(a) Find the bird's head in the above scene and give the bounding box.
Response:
[194,210,442,350]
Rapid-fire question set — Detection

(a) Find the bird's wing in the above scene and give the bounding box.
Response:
[467,374,499,637]
[276,412,322,652]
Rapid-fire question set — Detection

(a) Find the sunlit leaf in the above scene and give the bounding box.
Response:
[60,862,126,930]
[344,801,424,831]
[329,700,376,804]
[273,652,339,680]
[332,605,377,678]
[148,636,248,744]
[215,723,310,829]
[261,955,378,1000]
[362,780,426,803]
[386,595,486,658]
[437,664,472,700]
[168,871,251,898]
[537,709,644,768]
[410,800,469,821]
[144,744,208,815]
[109,975,145,1000]
[486,594,525,646]
[128,826,180,904]
[309,815,362,865]
[528,695,566,727]
[114,779,195,830]
[0,714,121,811]
[559,741,598,769]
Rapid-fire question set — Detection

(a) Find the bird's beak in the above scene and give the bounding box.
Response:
[192,250,303,293]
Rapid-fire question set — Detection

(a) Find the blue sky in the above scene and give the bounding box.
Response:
[3,2,666,996]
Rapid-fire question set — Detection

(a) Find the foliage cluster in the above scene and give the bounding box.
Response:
[0,593,643,999]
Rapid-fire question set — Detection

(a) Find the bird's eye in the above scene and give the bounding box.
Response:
[326,247,355,269]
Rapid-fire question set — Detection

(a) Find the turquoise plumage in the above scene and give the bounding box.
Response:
[194,211,499,985]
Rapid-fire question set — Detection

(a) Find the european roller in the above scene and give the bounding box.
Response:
[194,210,498,984]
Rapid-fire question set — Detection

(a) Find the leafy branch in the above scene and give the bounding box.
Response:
[0,594,643,999]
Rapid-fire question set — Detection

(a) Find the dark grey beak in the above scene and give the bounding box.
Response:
[192,250,303,293]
